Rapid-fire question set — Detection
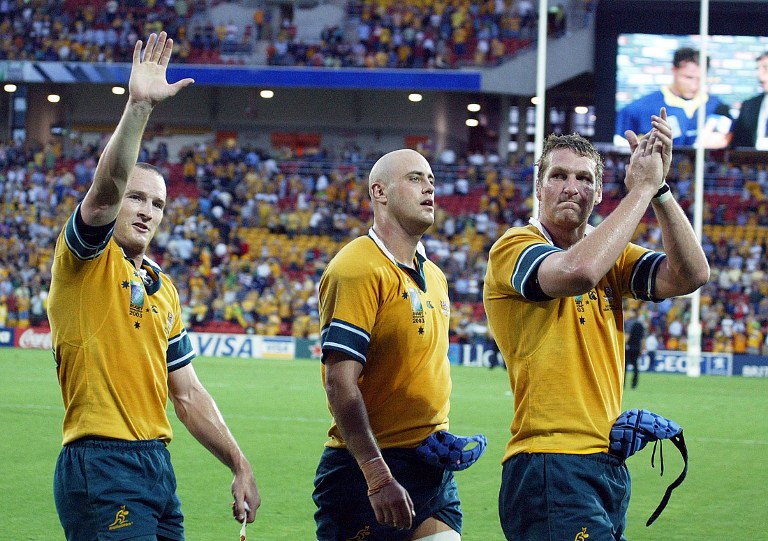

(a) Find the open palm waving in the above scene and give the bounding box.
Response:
[129,32,194,107]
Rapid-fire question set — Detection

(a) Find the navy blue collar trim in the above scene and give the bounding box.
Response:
[124,252,163,296]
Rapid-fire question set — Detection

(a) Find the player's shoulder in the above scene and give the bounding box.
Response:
[422,255,448,282]
[330,235,376,261]
[325,236,381,277]
[487,224,547,265]
[158,268,179,293]
[492,223,543,247]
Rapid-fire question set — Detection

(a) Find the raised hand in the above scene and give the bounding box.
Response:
[651,107,673,179]
[129,32,194,107]
[624,125,665,197]
[624,107,670,196]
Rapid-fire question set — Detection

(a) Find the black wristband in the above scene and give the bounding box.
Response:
[653,182,671,202]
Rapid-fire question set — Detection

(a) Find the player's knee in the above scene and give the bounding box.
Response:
[411,530,461,541]
[410,517,461,541]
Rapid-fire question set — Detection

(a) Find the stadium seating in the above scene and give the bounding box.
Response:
[0,0,593,68]
[1,131,766,354]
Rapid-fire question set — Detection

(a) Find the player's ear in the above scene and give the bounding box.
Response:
[370,181,387,203]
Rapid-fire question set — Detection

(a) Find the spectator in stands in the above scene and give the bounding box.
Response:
[484,112,709,539]
[313,149,465,539]
[547,3,567,37]
[486,325,504,370]
[616,47,732,148]
[0,293,6,327]
[624,310,645,388]
[47,33,259,539]
[730,51,768,149]
[644,327,660,369]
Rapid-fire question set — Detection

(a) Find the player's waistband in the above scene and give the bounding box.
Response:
[507,450,625,467]
[66,436,166,450]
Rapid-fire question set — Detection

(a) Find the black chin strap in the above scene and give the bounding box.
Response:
[646,432,688,527]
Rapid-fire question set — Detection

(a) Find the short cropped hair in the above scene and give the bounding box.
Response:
[535,133,604,188]
[134,161,165,180]
[673,47,700,67]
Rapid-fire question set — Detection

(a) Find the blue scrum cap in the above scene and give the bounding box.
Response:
[609,409,688,526]
[416,430,488,471]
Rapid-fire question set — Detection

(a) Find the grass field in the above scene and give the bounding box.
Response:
[1,348,766,540]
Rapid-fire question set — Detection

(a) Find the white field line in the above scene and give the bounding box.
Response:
[3,404,766,442]
[685,436,768,446]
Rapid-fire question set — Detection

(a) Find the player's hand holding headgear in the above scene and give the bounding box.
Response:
[609,409,688,526]
[416,430,488,471]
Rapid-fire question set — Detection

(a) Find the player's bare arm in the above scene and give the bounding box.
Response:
[324,350,416,530]
[168,364,261,524]
[538,132,665,298]
[82,32,194,227]
[636,110,710,297]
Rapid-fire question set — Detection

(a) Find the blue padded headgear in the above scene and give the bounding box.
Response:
[416,430,488,471]
[609,408,682,459]
[609,409,688,526]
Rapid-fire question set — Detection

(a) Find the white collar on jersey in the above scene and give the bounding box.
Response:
[528,217,595,246]
[368,227,427,266]
[121,247,163,294]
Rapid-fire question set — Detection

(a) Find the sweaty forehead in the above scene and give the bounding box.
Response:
[399,153,433,177]
[372,150,432,186]
[128,169,167,199]
[547,148,596,175]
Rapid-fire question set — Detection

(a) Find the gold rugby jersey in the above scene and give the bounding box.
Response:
[49,204,194,445]
[483,220,665,461]
[319,230,452,449]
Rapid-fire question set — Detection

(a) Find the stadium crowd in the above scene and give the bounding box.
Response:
[1,136,768,355]
[0,0,593,68]
[0,0,209,63]
[267,0,541,68]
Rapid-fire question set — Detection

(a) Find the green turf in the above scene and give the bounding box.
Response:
[1,348,766,540]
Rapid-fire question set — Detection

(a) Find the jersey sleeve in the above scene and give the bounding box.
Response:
[164,274,195,372]
[486,228,561,302]
[167,328,195,372]
[318,250,381,365]
[63,203,116,260]
[621,243,667,302]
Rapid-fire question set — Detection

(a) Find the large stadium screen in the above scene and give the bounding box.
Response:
[613,33,768,149]
[592,1,768,150]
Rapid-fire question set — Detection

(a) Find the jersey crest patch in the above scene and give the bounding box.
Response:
[166,312,174,336]
[129,279,145,318]
[409,287,424,324]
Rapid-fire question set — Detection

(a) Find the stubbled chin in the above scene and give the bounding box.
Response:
[115,233,149,259]
[553,210,585,226]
